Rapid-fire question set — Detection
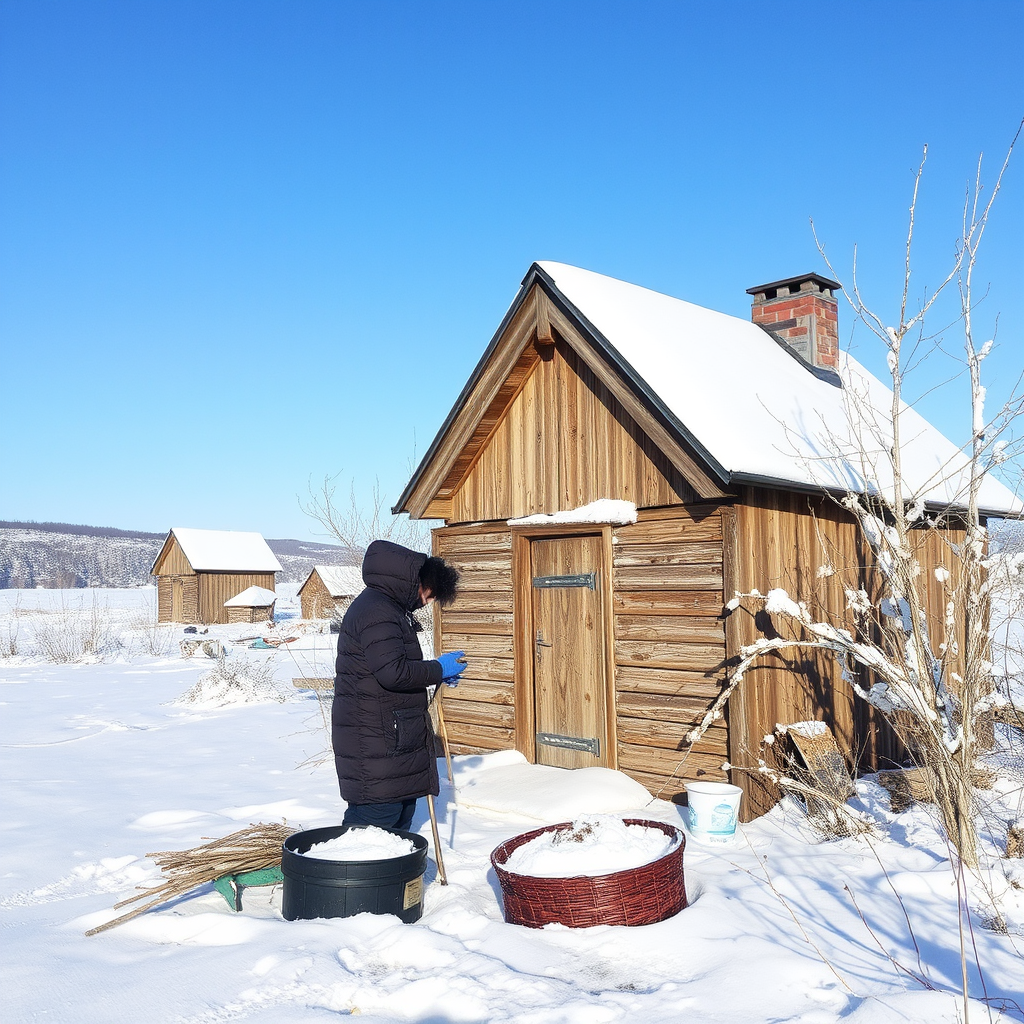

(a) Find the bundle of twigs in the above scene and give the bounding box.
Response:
[85,821,294,936]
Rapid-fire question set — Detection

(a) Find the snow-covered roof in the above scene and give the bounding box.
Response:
[168,528,282,573]
[305,565,363,597]
[224,585,277,608]
[536,262,1021,515]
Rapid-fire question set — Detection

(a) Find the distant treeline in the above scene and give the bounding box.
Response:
[0,521,166,540]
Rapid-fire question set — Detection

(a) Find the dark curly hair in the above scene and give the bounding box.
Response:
[419,555,460,607]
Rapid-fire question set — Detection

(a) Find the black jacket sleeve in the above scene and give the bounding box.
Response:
[361,616,443,692]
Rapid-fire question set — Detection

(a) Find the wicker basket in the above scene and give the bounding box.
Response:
[490,818,686,928]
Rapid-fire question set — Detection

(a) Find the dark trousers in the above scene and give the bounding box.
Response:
[342,798,417,832]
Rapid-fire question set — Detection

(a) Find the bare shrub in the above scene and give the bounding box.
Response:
[302,473,441,656]
[300,473,437,557]
[689,134,1023,871]
[0,594,22,658]
[125,608,177,657]
[729,730,871,842]
[30,596,123,663]
[177,651,283,707]
[293,682,334,771]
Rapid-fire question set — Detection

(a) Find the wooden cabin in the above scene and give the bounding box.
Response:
[394,263,1019,819]
[151,528,281,625]
[299,565,364,619]
[224,585,277,624]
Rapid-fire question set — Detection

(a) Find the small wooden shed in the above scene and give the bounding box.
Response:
[224,585,278,624]
[151,528,282,625]
[394,262,1019,818]
[298,565,364,620]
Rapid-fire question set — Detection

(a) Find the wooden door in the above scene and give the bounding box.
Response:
[530,534,609,768]
[171,577,183,622]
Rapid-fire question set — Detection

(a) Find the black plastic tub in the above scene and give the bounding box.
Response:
[281,825,429,923]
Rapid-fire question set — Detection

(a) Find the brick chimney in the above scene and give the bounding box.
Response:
[746,273,842,370]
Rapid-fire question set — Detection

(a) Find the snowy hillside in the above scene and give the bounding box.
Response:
[0,522,355,588]
[0,525,163,588]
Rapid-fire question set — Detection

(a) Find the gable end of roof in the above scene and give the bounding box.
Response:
[531,263,731,489]
[393,263,732,515]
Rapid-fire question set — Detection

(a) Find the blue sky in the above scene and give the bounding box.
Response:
[2,1,1021,541]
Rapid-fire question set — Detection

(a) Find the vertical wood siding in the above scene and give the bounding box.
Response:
[181,576,199,623]
[196,573,277,625]
[154,535,197,622]
[152,536,193,576]
[451,339,697,522]
[726,487,969,817]
[157,576,173,622]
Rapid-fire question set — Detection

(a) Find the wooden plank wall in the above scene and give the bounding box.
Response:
[610,504,730,800]
[911,521,969,674]
[227,604,274,624]
[451,339,697,522]
[433,526,516,754]
[157,574,198,623]
[154,536,196,623]
[181,576,199,623]
[414,295,542,520]
[157,576,173,622]
[197,572,277,625]
[729,487,918,816]
[154,577,198,622]
[300,574,332,619]
[433,506,732,803]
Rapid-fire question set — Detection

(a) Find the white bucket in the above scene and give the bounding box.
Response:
[684,782,743,844]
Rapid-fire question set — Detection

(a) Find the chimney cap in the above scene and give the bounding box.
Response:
[746,273,842,299]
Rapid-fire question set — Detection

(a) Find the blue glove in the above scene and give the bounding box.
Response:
[436,651,467,686]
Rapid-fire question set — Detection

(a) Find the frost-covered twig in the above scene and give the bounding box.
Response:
[731,836,855,994]
[844,884,935,991]
[299,472,433,556]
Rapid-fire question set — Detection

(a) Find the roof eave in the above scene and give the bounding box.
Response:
[729,471,1022,519]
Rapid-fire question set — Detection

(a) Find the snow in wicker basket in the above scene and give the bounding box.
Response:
[490,815,687,928]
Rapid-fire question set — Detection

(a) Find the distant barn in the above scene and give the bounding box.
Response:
[298,565,363,619]
[224,585,278,624]
[151,528,282,625]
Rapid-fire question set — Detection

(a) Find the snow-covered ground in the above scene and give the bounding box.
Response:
[3,589,1024,1024]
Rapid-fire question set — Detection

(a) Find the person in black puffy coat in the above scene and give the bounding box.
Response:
[332,539,464,831]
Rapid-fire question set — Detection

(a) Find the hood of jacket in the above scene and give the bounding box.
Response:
[361,540,427,612]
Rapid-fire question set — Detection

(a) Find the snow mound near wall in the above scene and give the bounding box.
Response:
[452,751,656,821]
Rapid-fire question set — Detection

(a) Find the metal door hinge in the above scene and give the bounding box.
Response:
[532,572,597,590]
[536,732,600,756]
